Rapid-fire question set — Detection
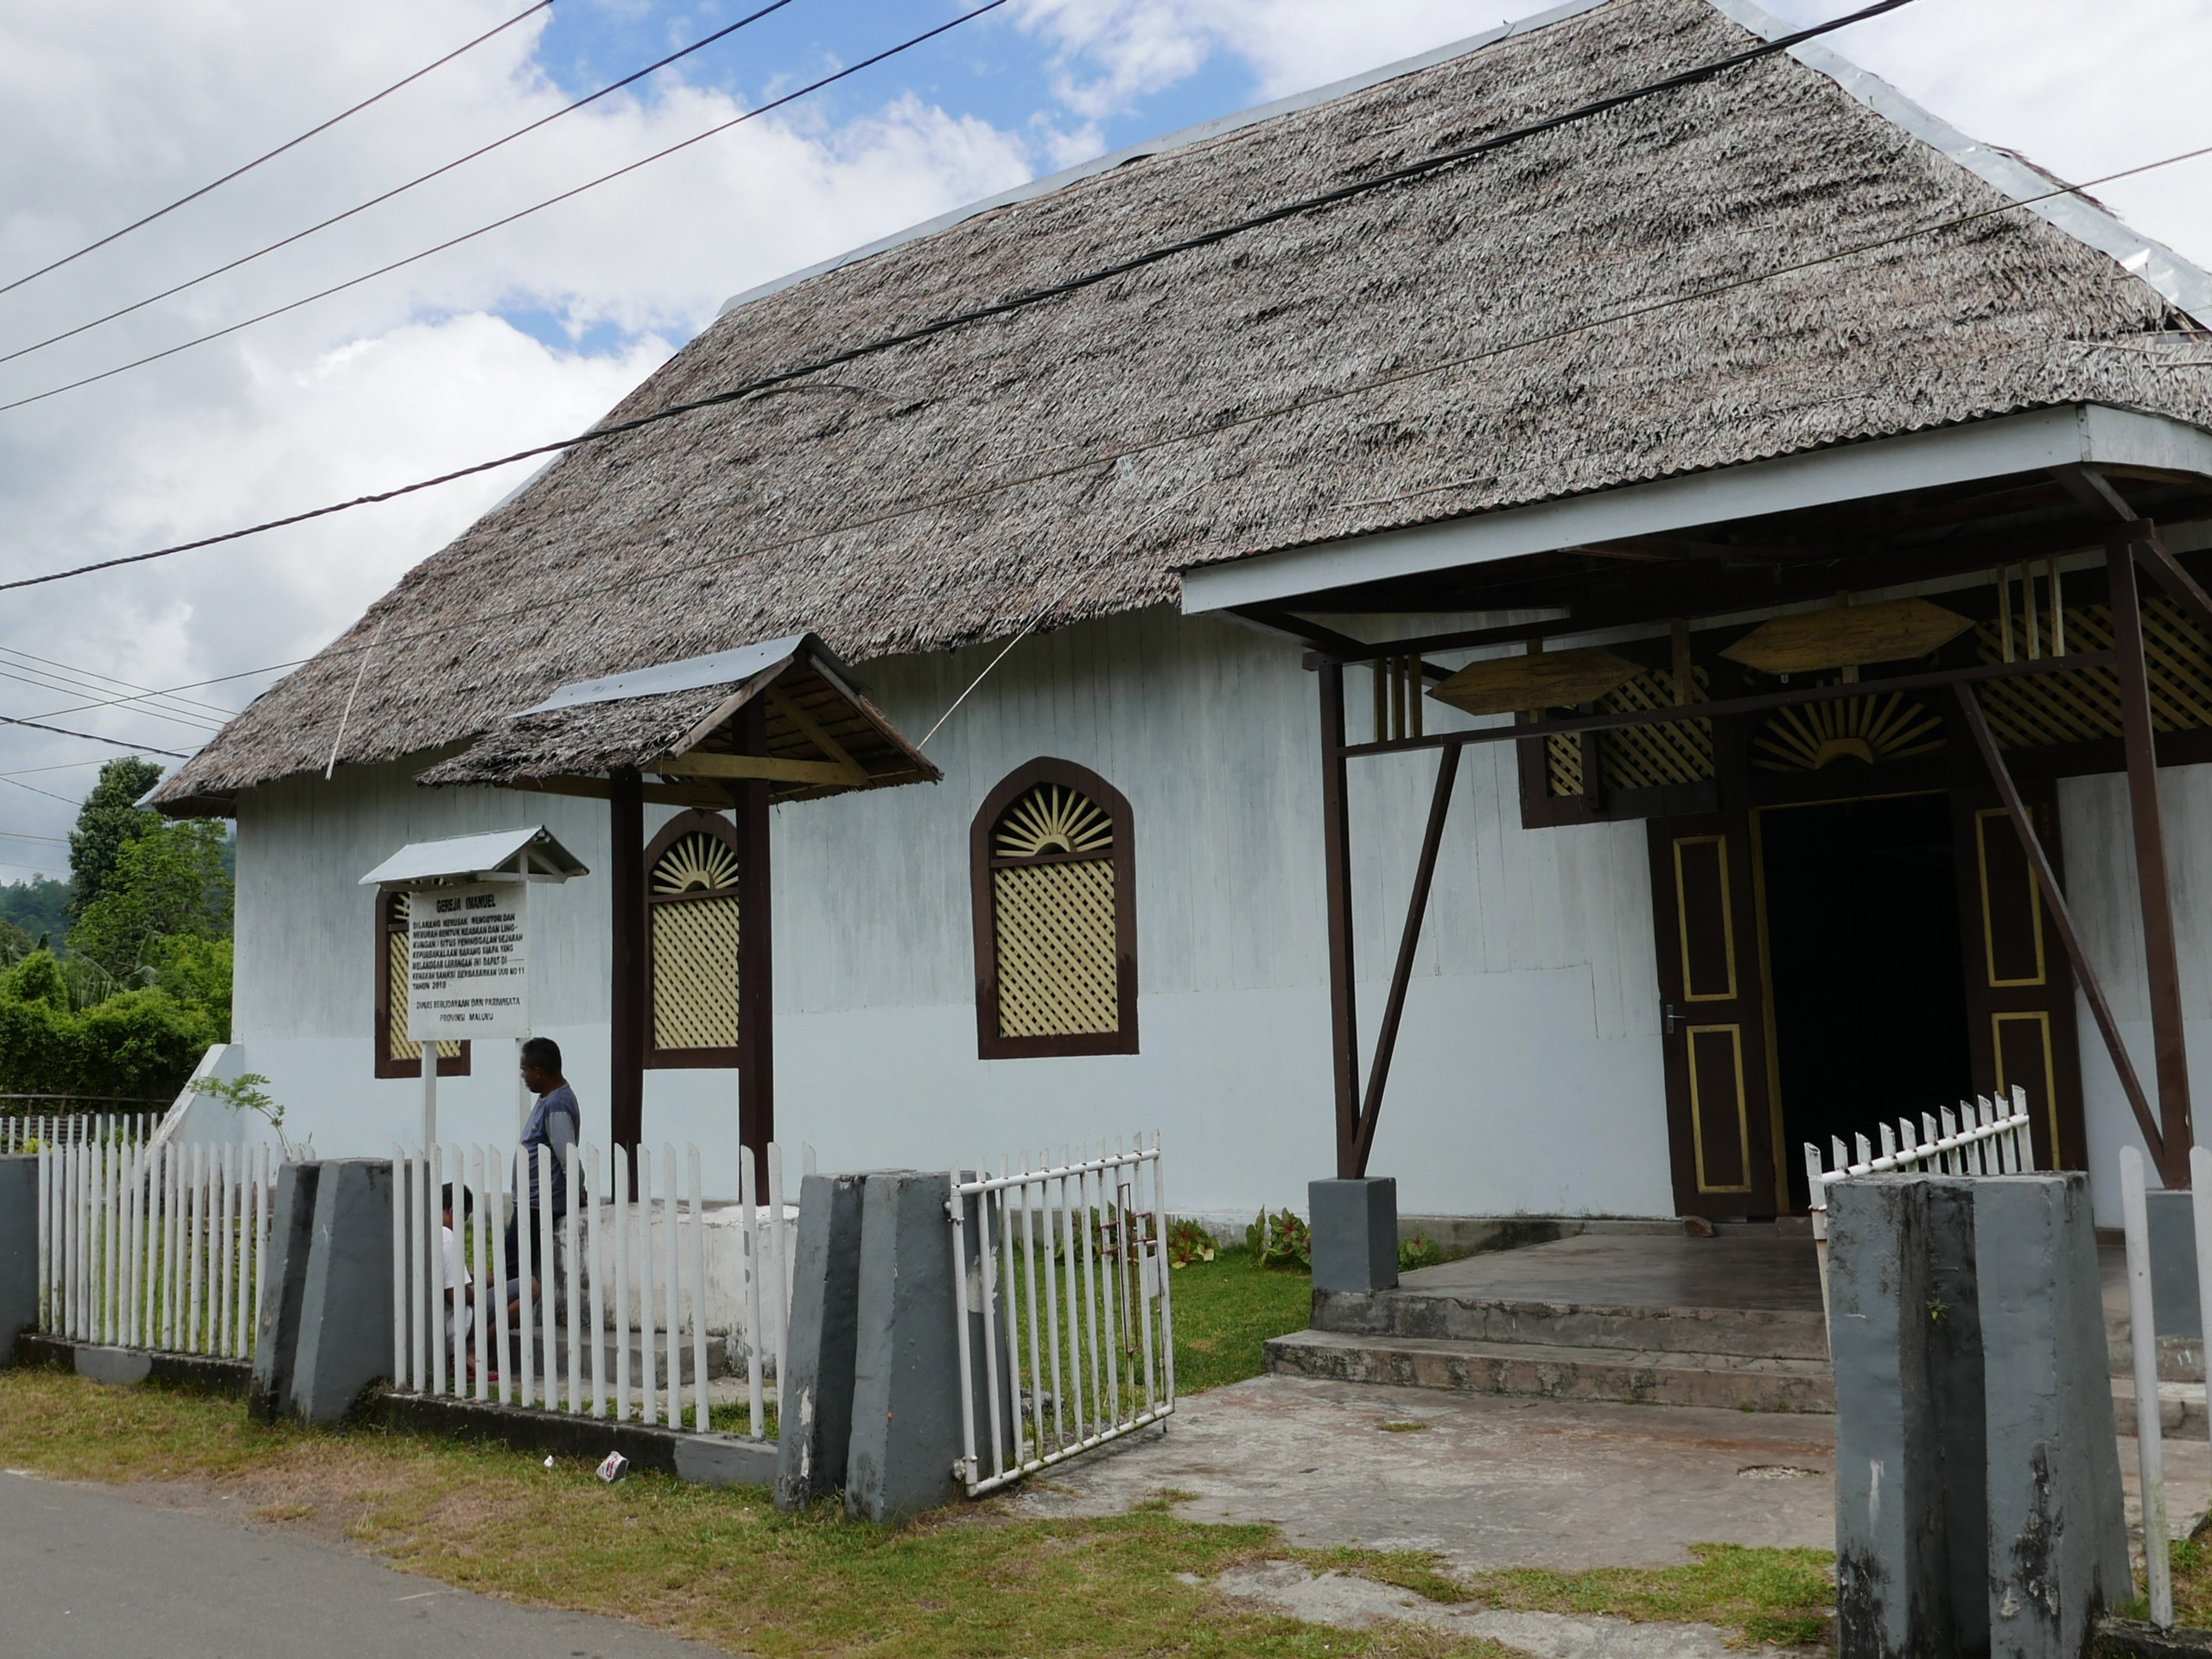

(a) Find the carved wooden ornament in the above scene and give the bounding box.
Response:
[1719,599,1973,676]
[1427,647,1643,717]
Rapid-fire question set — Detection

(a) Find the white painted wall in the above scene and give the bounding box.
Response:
[225,606,1675,1217]
[2060,762,2212,1224]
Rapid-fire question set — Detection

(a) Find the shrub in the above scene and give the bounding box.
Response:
[1398,1232,1441,1272]
[1245,1207,1312,1270]
[1166,1217,1217,1268]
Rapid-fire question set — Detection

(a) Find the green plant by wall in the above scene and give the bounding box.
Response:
[1165,1217,1217,1268]
[1245,1207,1312,1270]
[1397,1232,1440,1272]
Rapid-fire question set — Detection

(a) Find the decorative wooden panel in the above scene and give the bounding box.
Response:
[1974,598,2212,747]
[1545,731,1584,797]
[972,760,1139,1058]
[1953,788,2084,1169]
[1648,813,1777,1217]
[1685,1024,1751,1192]
[646,817,742,1065]
[1751,690,1944,772]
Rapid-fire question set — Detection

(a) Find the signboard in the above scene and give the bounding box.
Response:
[408,881,528,1039]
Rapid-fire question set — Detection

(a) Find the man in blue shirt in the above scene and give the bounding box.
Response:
[508,1036,581,1320]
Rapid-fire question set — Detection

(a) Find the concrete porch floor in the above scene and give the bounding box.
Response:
[1394,1230,1826,1313]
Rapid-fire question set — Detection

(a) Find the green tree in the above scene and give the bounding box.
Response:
[67,757,164,918]
[0,875,72,948]
[67,821,232,976]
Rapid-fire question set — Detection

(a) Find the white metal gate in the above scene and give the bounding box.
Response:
[948,1135,1174,1497]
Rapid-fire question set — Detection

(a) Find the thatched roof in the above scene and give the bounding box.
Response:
[156,0,2212,815]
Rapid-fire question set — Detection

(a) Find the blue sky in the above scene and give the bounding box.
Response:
[531,0,1262,159]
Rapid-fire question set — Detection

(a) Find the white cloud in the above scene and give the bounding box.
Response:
[0,0,1037,846]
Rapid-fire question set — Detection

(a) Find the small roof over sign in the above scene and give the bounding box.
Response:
[358,824,588,888]
[520,633,861,715]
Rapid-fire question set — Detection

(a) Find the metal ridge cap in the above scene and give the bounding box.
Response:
[1705,0,2212,322]
[712,0,1615,321]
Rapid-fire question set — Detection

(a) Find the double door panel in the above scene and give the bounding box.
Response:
[1648,814,1778,1217]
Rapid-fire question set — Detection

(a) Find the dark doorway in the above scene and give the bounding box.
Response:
[1759,793,1974,1211]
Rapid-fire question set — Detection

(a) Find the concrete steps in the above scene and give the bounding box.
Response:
[1311,1287,1831,1360]
[1265,1326,1836,1413]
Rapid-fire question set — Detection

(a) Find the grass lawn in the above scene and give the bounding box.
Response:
[0,1247,1839,1654]
[1166,1244,1315,1394]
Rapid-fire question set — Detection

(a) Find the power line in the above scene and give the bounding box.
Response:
[0,760,110,779]
[0,0,1923,587]
[0,0,799,368]
[0,716,184,759]
[0,0,556,301]
[0,831,68,844]
[148,130,2212,760]
[0,667,226,733]
[0,776,84,807]
[22,661,303,727]
[0,646,238,719]
[0,0,1012,416]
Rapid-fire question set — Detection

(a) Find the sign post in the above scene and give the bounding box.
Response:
[359,827,588,1152]
[408,881,531,1147]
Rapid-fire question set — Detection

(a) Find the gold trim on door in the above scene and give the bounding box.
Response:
[1975,808,2048,988]
[1687,1022,1754,1193]
[1993,1009,2063,1158]
[1674,835,1738,1002]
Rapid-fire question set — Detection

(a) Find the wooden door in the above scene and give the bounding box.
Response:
[1952,786,2086,1168]
[1648,813,1778,1218]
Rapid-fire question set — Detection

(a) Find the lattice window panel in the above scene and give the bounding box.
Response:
[385,893,460,1065]
[652,830,741,1052]
[1544,732,1583,798]
[1973,599,2212,748]
[1599,668,1713,790]
[994,861,1119,1037]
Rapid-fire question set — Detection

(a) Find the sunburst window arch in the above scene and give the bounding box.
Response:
[645,810,744,1066]
[970,757,1140,1059]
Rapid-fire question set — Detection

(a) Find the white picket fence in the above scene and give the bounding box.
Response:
[949,1135,1175,1497]
[391,1140,796,1440]
[36,1137,277,1358]
[1802,1086,2035,1313]
[6,1110,162,1154]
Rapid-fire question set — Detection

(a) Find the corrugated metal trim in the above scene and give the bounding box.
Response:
[1708,0,2212,322]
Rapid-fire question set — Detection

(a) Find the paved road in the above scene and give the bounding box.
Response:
[0,1471,731,1658]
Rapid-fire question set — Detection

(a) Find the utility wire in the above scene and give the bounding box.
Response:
[128,129,2212,760]
[0,716,184,758]
[22,662,304,726]
[0,645,239,718]
[0,669,223,734]
[0,0,1010,414]
[0,0,798,368]
[0,0,556,300]
[0,0,1923,584]
[0,658,230,730]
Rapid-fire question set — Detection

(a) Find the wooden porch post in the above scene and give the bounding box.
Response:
[608,766,645,1173]
[1319,662,1360,1179]
[735,701,774,1194]
[2109,537,2195,1183]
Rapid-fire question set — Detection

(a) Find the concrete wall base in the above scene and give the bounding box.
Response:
[368,1390,776,1487]
[14,1332,251,1395]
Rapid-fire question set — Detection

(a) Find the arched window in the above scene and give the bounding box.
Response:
[372,890,469,1078]
[646,810,742,1067]
[971,759,1137,1058]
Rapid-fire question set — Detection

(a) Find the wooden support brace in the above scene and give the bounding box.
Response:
[1952,685,2165,1171]
[1319,663,1361,1179]
[1351,745,1461,1178]
[2108,537,2194,1181]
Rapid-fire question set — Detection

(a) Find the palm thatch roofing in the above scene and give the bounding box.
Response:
[156,0,2212,816]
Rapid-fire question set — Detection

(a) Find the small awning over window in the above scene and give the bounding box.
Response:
[416,632,940,806]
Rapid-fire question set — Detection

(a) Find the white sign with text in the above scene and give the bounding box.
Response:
[408,881,528,1039]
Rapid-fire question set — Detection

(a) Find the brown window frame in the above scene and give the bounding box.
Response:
[373,888,470,1079]
[970,757,1139,1060]
[645,809,743,1070]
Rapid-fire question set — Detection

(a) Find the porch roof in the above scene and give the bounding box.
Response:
[415,632,940,806]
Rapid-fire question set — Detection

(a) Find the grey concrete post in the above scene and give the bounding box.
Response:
[1829,1174,1985,1659]
[1310,1177,1398,1293]
[0,1157,36,1364]
[846,1172,963,1523]
[775,1173,865,1511]
[1975,1174,2130,1659]
[290,1160,396,1424]
[248,1161,321,1421]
